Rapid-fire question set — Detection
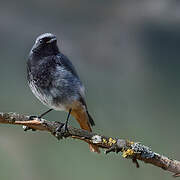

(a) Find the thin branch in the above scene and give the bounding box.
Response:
[0,112,180,177]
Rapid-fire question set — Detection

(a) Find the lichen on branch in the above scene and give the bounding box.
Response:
[0,112,180,177]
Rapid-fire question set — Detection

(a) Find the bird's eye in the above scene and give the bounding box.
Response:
[39,39,43,43]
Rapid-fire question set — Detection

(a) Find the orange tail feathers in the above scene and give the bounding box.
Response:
[71,108,100,154]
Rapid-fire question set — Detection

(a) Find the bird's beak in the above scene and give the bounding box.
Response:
[46,38,57,44]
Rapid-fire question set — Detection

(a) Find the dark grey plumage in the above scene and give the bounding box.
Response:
[27,33,95,126]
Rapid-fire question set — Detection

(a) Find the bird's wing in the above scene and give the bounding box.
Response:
[53,54,96,129]
[53,53,86,99]
[54,53,80,79]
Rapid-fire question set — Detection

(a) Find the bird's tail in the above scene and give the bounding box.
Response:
[71,108,100,154]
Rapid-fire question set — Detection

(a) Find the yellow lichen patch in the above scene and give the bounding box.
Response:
[122,149,134,158]
[129,141,134,145]
[103,138,107,144]
[127,140,134,145]
[108,137,116,146]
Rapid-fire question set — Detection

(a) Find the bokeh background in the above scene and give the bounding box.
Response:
[0,0,180,179]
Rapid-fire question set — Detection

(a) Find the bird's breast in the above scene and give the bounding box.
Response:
[27,58,83,111]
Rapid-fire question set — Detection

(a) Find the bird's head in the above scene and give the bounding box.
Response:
[31,33,59,57]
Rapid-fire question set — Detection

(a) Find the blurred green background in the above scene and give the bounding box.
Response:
[0,0,180,179]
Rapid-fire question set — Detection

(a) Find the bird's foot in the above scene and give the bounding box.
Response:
[55,108,71,138]
[29,115,41,120]
[54,123,69,140]
[23,115,41,132]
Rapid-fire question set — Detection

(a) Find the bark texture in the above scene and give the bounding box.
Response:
[0,112,179,177]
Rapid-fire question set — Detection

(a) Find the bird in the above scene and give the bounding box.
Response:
[27,33,100,153]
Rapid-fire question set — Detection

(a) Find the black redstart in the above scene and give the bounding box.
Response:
[27,33,100,153]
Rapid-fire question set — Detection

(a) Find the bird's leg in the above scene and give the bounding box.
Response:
[64,108,72,132]
[25,109,53,131]
[29,109,53,120]
[56,109,72,135]
[38,109,53,119]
